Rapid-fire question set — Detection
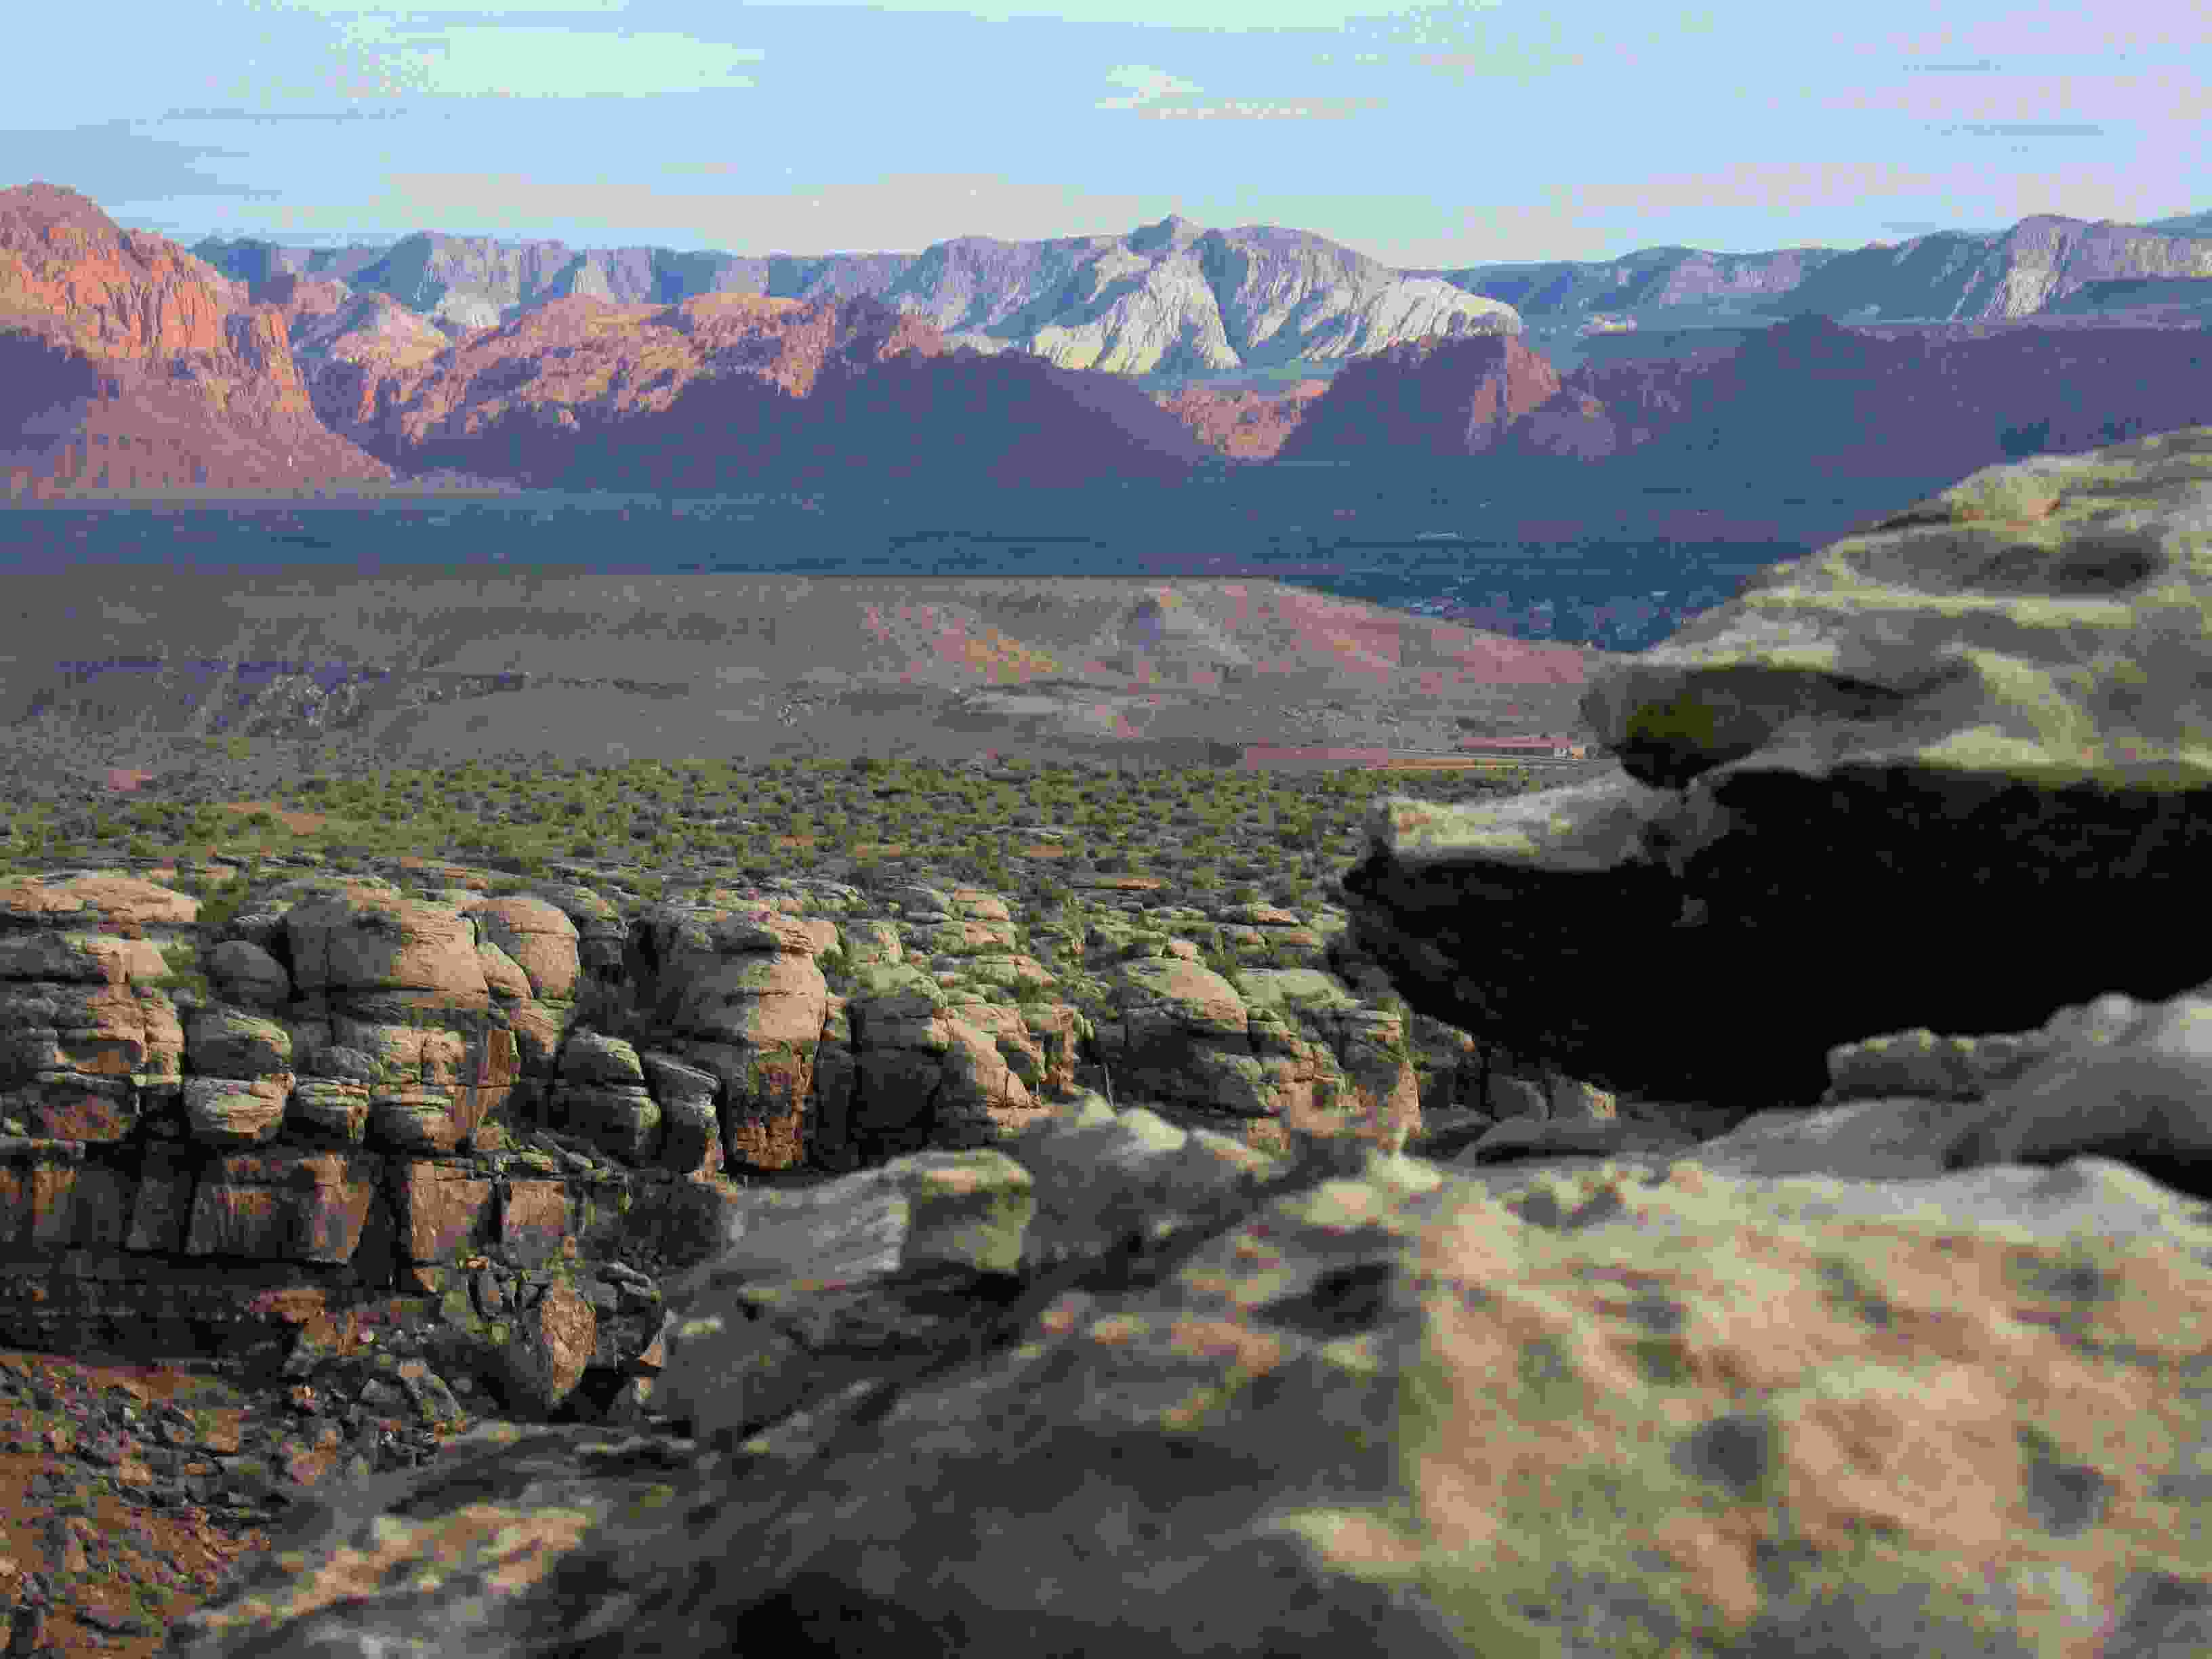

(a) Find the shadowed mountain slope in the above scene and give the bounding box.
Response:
[0,182,397,497]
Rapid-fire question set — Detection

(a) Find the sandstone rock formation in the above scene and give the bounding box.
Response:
[30,183,2197,490]
[257,274,453,444]
[0,857,1584,1422]
[1774,213,2212,323]
[0,184,396,497]
[1419,242,1839,326]
[1273,333,1564,462]
[1429,213,2212,335]
[197,213,1523,381]
[279,287,1211,491]
[1147,378,1330,462]
[1513,344,1722,459]
[190,208,2212,407]
[161,1010,2212,1658]
[1489,388,1630,461]
[188,236,391,293]
[1342,423,2212,1110]
[129,429,2212,1658]
[1247,311,2212,482]
[335,231,716,338]
[1607,312,2212,480]
[967,213,1519,375]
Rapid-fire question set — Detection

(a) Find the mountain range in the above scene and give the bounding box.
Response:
[188,202,2212,380]
[3,179,2211,504]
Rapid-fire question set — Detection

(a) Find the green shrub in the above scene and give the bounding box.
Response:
[149,941,215,1006]
[190,882,253,935]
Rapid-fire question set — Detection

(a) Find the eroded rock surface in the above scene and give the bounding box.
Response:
[161,1076,2212,1659]
[1342,424,2212,1108]
[0,859,1579,1424]
[0,183,398,497]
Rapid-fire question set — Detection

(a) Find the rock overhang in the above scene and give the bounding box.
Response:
[1340,426,2212,1107]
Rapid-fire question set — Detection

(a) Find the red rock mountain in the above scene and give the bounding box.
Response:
[0,182,396,497]
[1580,312,2212,478]
[1149,380,1331,461]
[13,181,2206,495]
[0,184,1210,498]
[1271,333,1563,462]
[274,282,1212,491]
[1242,310,2212,479]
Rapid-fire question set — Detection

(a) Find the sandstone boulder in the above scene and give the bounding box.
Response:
[1341,425,2212,1111]
[160,1062,2212,1659]
[494,1277,598,1417]
[0,860,1559,1438]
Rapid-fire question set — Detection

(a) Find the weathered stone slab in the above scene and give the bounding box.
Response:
[1342,427,2212,1107]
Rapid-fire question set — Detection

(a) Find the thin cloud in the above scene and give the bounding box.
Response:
[1878,220,2003,236]
[1831,62,2199,127]
[1936,123,2108,137]
[157,107,415,123]
[1094,63,1376,119]
[1334,1,1576,84]
[281,0,632,7]
[1138,98,1377,119]
[337,18,764,99]
[1905,59,1998,71]
[1096,65,1204,110]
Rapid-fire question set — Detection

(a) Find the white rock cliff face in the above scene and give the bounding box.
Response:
[229,213,1525,383]
[1028,248,1246,375]
[884,218,1522,375]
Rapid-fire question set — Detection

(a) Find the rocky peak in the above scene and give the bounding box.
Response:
[1146,377,1332,461]
[0,180,113,239]
[250,271,352,316]
[0,181,396,495]
[0,182,235,361]
[1774,211,2212,323]
[1127,213,1200,253]
[1273,330,1563,461]
[289,279,1204,489]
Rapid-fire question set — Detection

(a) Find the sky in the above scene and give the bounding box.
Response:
[3,0,2206,270]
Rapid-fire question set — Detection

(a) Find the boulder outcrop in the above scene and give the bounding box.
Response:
[1341,423,2212,1109]
[135,428,2212,1659]
[0,858,1583,1425]
[161,996,2212,1659]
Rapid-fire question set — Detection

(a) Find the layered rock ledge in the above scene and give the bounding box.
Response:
[0,860,1606,1418]
[1343,426,2212,1109]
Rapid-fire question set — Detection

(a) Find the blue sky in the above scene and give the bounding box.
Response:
[6,0,2205,268]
